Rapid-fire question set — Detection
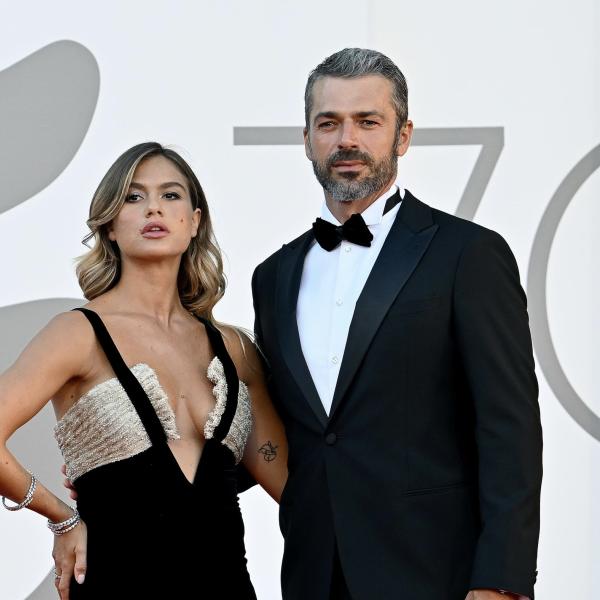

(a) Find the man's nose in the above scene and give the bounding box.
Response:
[338,122,359,149]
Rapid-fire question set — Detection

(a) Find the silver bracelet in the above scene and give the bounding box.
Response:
[1,471,37,511]
[48,507,81,535]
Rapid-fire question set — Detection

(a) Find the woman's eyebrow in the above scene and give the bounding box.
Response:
[158,181,186,190]
[129,181,186,190]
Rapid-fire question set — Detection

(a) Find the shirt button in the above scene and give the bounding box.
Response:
[331,356,339,365]
[344,245,352,253]
[336,299,343,306]
[325,432,337,445]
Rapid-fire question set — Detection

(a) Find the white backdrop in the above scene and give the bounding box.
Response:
[0,1,598,598]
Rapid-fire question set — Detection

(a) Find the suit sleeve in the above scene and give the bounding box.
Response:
[453,229,542,598]
[251,265,265,357]
[251,264,275,378]
[252,265,266,373]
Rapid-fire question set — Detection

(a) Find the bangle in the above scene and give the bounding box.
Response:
[1,471,37,511]
[48,507,81,535]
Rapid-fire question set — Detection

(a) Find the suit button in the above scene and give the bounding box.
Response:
[325,432,337,445]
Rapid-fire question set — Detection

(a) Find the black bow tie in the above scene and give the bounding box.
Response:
[312,213,373,251]
[312,190,402,251]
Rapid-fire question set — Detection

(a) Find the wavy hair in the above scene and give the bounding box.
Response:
[76,142,225,320]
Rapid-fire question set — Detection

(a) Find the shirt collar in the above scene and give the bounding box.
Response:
[320,184,404,226]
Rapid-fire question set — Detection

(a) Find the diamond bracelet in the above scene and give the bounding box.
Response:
[48,507,81,535]
[1,472,37,511]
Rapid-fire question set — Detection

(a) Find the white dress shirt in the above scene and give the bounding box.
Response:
[296,185,403,414]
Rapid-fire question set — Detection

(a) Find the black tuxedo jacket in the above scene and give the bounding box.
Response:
[251,191,542,600]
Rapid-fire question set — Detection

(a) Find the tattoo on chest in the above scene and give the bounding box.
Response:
[258,441,278,462]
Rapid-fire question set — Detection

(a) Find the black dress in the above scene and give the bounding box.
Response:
[61,308,256,599]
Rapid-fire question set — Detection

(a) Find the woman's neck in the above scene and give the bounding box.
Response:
[107,257,187,326]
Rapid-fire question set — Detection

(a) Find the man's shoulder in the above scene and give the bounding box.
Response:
[254,229,313,274]
[409,191,507,248]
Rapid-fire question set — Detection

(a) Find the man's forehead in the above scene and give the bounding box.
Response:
[310,74,394,113]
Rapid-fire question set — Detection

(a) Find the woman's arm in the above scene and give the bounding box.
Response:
[222,327,288,503]
[0,311,94,598]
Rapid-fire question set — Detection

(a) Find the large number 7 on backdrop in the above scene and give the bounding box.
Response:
[234,126,600,441]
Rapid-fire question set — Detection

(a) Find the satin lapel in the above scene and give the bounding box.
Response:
[275,231,329,428]
[329,191,439,419]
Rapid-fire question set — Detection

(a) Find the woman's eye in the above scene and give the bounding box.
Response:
[126,193,142,202]
[164,192,181,200]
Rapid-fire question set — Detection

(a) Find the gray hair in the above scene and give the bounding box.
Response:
[304,48,408,134]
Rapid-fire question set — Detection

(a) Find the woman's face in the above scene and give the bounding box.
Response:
[108,155,201,261]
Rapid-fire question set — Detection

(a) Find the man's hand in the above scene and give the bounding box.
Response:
[466,591,520,600]
[61,464,78,501]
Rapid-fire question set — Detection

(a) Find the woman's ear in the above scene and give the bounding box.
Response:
[191,208,201,238]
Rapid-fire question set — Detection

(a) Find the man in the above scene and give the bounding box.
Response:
[252,48,542,600]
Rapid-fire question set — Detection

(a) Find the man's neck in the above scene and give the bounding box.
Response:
[325,178,396,224]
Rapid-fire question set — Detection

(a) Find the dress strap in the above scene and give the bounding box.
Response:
[72,307,167,447]
[197,317,240,443]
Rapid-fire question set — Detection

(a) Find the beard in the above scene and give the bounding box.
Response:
[311,147,398,202]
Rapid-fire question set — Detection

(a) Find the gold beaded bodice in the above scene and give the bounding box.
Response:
[54,356,252,482]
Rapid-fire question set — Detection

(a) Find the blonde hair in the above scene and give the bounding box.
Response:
[76,142,225,320]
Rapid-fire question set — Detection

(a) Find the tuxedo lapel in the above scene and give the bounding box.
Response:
[275,231,329,428]
[329,191,439,419]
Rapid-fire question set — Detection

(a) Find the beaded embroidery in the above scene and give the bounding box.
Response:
[204,357,252,464]
[54,358,251,481]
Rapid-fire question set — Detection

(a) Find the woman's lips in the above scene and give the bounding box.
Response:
[141,222,169,238]
[141,229,169,238]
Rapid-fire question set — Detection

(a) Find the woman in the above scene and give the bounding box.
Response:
[0,142,287,599]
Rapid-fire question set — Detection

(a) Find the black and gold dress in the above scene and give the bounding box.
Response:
[54,308,256,598]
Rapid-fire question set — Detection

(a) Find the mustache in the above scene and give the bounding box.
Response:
[325,149,374,169]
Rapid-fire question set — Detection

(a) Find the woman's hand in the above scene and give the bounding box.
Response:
[52,520,88,600]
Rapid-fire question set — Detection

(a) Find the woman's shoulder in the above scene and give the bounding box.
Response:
[13,307,99,382]
[43,306,95,341]
[47,297,117,336]
[44,307,99,355]
[214,322,261,383]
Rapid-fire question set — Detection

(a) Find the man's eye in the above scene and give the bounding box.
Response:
[126,193,142,202]
[317,121,335,129]
[164,192,181,200]
[360,120,378,127]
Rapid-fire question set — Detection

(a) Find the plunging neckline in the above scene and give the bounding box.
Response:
[64,307,244,489]
[161,355,232,487]
[133,357,221,487]
[58,356,225,486]
[57,356,219,426]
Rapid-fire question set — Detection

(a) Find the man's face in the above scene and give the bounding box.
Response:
[304,74,412,202]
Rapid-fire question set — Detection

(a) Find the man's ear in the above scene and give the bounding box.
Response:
[396,120,414,158]
[304,127,313,161]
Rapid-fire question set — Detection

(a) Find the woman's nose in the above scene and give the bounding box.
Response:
[145,194,163,216]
